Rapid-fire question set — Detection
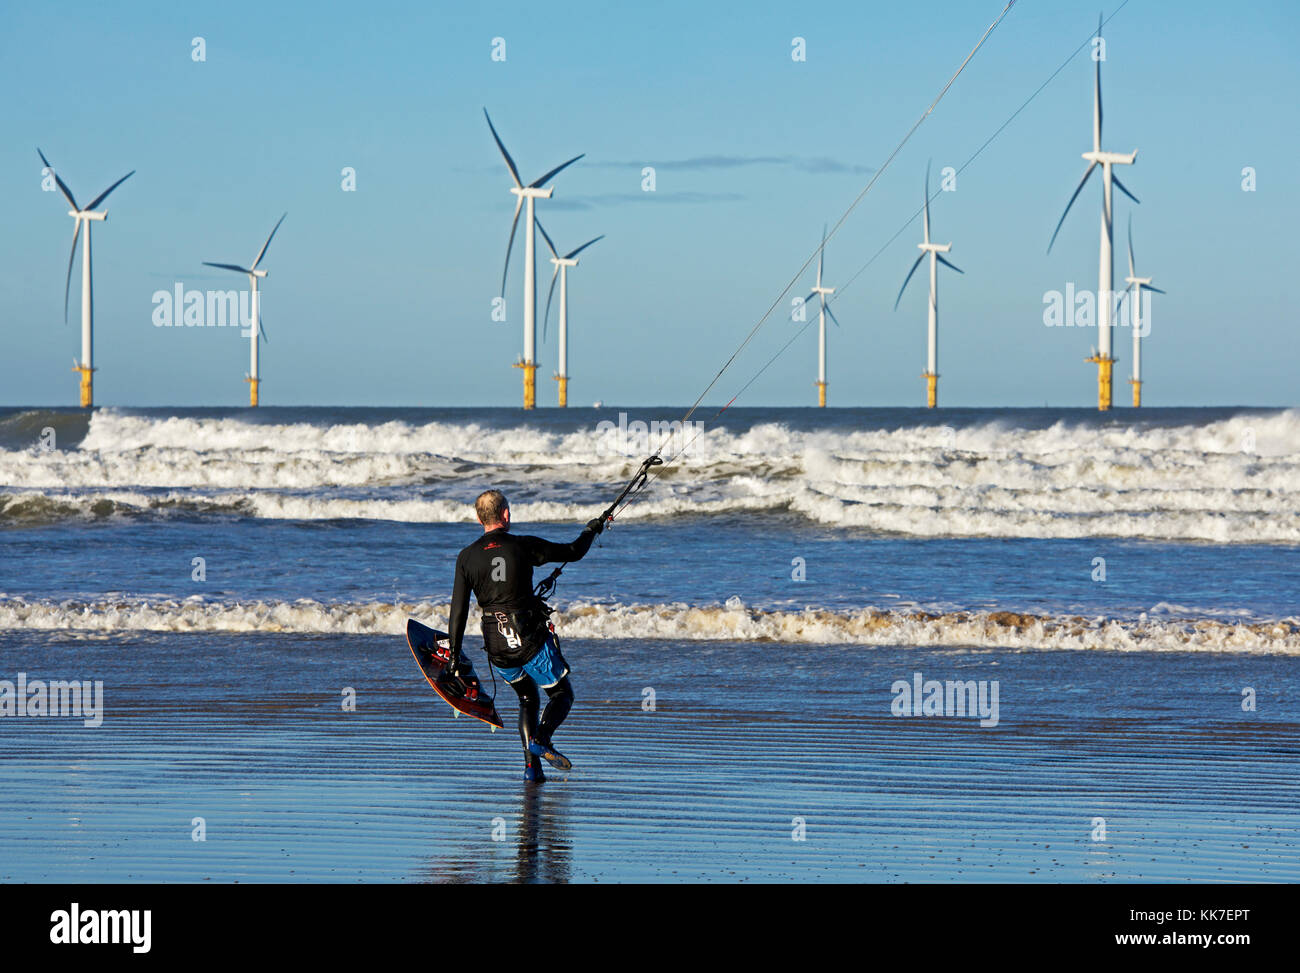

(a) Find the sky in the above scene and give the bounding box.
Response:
[1,0,1297,408]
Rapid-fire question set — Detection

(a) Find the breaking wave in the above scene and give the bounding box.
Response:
[2,595,1297,655]
[1,407,1298,542]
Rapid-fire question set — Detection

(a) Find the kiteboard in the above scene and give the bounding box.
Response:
[406,618,503,729]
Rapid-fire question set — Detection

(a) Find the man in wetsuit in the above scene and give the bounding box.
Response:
[447,489,604,783]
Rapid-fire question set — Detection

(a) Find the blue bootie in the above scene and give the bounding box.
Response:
[528,738,572,771]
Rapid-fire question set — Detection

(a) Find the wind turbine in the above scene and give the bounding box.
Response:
[805,225,839,407]
[894,162,962,408]
[1047,15,1139,411]
[1120,216,1164,407]
[537,221,603,408]
[37,149,135,408]
[484,109,584,410]
[203,213,286,407]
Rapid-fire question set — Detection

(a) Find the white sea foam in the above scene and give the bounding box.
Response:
[1,409,1298,541]
[2,595,1296,655]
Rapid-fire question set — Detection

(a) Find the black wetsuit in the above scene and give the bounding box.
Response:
[447,522,600,770]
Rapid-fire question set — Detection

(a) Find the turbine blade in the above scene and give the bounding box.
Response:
[483,109,523,187]
[500,196,523,297]
[37,148,80,211]
[543,266,559,342]
[84,170,135,212]
[63,219,82,324]
[792,292,816,321]
[259,315,269,343]
[565,234,604,260]
[535,218,558,259]
[937,254,963,274]
[1047,163,1097,253]
[1113,175,1140,205]
[819,223,827,281]
[825,304,842,328]
[1127,214,1135,278]
[1146,285,1166,295]
[1094,16,1103,152]
[923,161,932,244]
[894,253,926,311]
[251,212,287,270]
[530,154,584,190]
[203,262,254,274]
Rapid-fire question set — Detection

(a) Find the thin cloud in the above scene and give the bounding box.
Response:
[588,155,874,175]
[547,191,745,210]
[460,155,872,177]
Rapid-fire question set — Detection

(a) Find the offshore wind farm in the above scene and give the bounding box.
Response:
[19,15,1189,416]
[9,12,1274,414]
[1,0,1297,902]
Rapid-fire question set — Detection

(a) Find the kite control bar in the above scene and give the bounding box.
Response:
[533,453,662,602]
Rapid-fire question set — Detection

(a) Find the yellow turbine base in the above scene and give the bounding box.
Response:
[74,365,95,408]
[1130,378,1142,408]
[815,380,826,408]
[514,362,537,410]
[922,372,938,409]
[555,375,568,408]
[246,376,260,408]
[1086,355,1115,411]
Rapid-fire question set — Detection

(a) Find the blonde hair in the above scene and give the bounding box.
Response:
[475,489,508,526]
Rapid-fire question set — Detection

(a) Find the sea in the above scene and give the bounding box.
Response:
[1,405,1296,652]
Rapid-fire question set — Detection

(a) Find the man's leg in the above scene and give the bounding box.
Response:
[509,674,544,781]
[522,632,574,771]
[538,676,574,745]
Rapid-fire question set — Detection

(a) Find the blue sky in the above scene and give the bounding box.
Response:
[2,0,1296,408]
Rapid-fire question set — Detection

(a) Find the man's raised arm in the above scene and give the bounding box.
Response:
[529,519,605,566]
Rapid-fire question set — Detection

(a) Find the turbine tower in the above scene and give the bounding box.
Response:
[37,149,135,408]
[1121,216,1165,407]
[484,109,583,410]
[1048,16,1139,411]
[808,225,839,407]
[894,163,962,408]
[203,213,286,407]
[537,222,603,408]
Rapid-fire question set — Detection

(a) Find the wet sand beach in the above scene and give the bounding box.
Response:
[1,630,1295,882]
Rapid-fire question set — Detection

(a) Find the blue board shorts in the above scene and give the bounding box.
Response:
[494,630,570,689]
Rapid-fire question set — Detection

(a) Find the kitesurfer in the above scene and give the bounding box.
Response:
[447,489,604,782]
